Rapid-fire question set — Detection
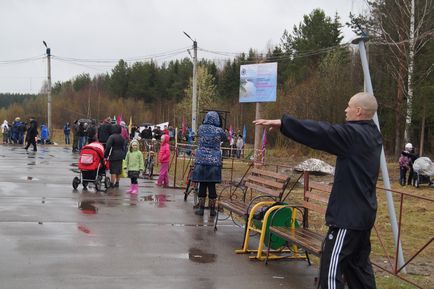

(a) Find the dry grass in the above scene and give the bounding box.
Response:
[201,151,433,289]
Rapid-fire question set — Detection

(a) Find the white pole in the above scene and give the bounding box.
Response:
[354,36,406,273]
[192,40,198,134]
[405,0,416,142]
[46,46,52,137]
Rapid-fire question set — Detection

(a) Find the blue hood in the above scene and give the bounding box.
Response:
[203,111,220,127]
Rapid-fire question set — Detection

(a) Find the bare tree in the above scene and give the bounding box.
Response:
[368,0,434,154]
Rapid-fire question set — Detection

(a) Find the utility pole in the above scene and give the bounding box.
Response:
[43,41,52,136]
[183,32,198,134]
[352,34,406,273]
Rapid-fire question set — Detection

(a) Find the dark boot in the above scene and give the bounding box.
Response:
[195,197,205,216]
[209,198,217,217]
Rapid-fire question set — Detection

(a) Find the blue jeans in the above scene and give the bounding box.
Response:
[65,134,70,144]
[78,136,87,150]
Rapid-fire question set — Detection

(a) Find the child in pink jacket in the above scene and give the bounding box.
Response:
[156,134,170,187]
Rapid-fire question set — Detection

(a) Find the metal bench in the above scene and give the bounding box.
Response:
[264,171,331,264]
[214,165,293,249]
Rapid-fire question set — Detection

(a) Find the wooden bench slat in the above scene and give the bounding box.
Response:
[245,175,285,190]
[270,227,324,256]
[308,181,332,192]
[305,191,330,204]
[251,168,288,181]
[244,181,281,198]
[302,201,327,215]
[270,227,323,252]
[219,200,249,216]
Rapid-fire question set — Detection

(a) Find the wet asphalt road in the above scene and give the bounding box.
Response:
[0,145,318,289]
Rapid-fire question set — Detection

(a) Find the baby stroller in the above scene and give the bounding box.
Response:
[72,141,111,191]
[413,157,434,188]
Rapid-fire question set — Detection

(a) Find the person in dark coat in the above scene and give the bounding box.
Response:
[104,124,125,188]
[98,117,112,147]
[78,122,87,150]
[72,120,79,152]
[191,111,227,216]
[408,146,419,186]
[24,118,38,151]
[140,125,153,140]
[87,119,97,144]
[254,92,382,289]
[153,126,162,141]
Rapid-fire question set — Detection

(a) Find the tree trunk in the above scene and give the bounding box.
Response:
[394,66,406,158]
[419,104,426,156]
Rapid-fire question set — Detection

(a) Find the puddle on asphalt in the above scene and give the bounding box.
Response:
[78,200,98,214]
[20,176,39,181]
[78,224,92,234]
[140,193,173,208]
[188,248,216,264]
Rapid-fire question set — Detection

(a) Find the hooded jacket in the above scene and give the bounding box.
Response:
[125,139,144,171]
[104,125,125,161]
[194,111,226,166]
[40,124,49,140]
[158,135,170,163]
[1,120,8,133]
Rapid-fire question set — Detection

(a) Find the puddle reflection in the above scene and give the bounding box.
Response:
[141,193,172,208]
[78,200,98,214]
[188,248,216,263]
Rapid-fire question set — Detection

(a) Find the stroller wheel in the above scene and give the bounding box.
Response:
[104,177,111,191]
[95,176,103,191]
[72,177,80,190]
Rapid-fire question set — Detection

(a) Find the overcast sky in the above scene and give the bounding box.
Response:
[0,0,369,94]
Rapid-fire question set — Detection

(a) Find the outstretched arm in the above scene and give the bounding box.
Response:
[252,119,281,131]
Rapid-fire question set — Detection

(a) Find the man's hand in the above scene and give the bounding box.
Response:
[252,119,282,131]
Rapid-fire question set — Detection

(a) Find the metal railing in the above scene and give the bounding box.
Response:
[372,186,434,289]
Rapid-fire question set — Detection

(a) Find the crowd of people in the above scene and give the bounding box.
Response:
[1,117,51,151]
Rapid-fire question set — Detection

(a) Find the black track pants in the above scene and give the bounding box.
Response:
[319,227,376,289]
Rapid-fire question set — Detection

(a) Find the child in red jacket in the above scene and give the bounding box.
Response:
[156,134,170,187]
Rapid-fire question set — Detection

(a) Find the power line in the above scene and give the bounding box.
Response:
[0,55,45,65]
[53,46,191,64]
[198,43,351,64]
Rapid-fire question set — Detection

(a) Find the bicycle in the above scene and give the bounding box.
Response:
[143,140,155,179]
[184,164,199,208]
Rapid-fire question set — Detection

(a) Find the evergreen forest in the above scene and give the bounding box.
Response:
[1,3,433,156]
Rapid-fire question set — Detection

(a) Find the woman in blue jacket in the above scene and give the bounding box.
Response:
[191,111,226,216]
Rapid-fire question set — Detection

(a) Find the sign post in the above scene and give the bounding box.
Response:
[239,62,277,161]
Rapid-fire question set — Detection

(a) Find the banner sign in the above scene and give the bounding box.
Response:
[239,62,277,103]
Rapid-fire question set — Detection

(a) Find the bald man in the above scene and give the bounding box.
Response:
[254,92,382,289]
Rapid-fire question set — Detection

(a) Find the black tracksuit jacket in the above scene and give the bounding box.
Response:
[280,114,383,230]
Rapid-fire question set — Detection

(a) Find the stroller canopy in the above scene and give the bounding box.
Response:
[78,142,105,171]
[413,157,434,177]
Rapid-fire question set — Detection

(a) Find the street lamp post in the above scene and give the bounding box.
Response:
[183,32,198,134]
[43,41,52,137]
[352,34,406,273]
